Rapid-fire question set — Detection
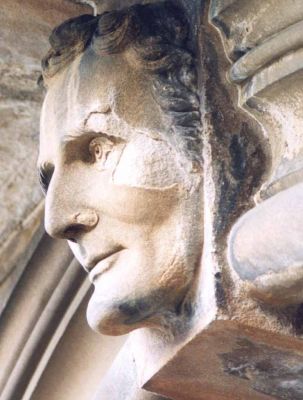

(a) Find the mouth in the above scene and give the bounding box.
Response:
[87,247,124,283]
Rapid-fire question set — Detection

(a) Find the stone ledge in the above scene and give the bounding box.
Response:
[145,320,303,400]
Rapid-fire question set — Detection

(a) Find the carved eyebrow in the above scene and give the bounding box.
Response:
[83,109,112,128]
[38,164,54,194]
[60,131,125,165]
[62,131,125,147]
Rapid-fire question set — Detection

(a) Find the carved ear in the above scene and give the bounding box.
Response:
[92,10,138,55]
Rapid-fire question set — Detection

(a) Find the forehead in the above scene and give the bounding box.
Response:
[40,51,138,142]
[39,49,165,163]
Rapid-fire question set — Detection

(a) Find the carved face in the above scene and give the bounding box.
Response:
[39,50,203,335]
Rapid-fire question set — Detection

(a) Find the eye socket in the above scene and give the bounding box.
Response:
[88,137,113,166]
[89,139,103,161]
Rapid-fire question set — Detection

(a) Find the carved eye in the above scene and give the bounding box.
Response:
[88,137,114,168]
[89,138,104,162]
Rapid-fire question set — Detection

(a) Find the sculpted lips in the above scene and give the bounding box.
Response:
[87,247,124,283]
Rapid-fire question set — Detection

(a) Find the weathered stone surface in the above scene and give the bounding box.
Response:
[228,183,303,305]
[32,0,303,398]
[89,0,161,13]
[0,236,73,394]
[211,0,303,198]
[145,321,303,400]
[37,2,205,399]
[30,292,126,400]
[211,0,303,308]
[0,201,44,314]
[210,0,303,61]
[2,0,303,399]
[0,0,92,305]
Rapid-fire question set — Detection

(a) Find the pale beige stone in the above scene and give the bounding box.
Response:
[39,3,204,339]
[31,292,125,400]
[3,0,303,399]
[38,3,204,399]
[211,0,303,309]
[0,0,92,313]
[228,183,303,305]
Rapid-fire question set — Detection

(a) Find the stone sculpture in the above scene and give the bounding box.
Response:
[37,1,303,399]
[39,2,203,398]
[39,0,203,335]
[211,0,303,307]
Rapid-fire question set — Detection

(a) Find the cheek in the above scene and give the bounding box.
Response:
[112,135,183,188]
[67,162,182,225]
[99,182,181,225]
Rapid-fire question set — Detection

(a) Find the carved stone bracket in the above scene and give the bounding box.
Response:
[211,0,303,198]
[3,1,303,399]
[138,3,303,399]
[145,321,303,400]
[210,0,303,306]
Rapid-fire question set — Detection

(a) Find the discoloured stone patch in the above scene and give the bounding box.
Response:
[221,338,303,400]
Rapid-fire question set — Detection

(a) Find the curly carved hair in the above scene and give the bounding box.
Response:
[41,1,202,168]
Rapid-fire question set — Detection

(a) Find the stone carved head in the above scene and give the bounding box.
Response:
[38,1,203,336]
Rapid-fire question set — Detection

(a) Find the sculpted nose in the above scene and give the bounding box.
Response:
[45,205,99,242]
[43,168,99,241]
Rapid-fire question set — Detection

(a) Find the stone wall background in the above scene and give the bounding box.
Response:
[0,0,93,247]
[0,0,94,312]
[3,1,303,399]
[0,4,127,400]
